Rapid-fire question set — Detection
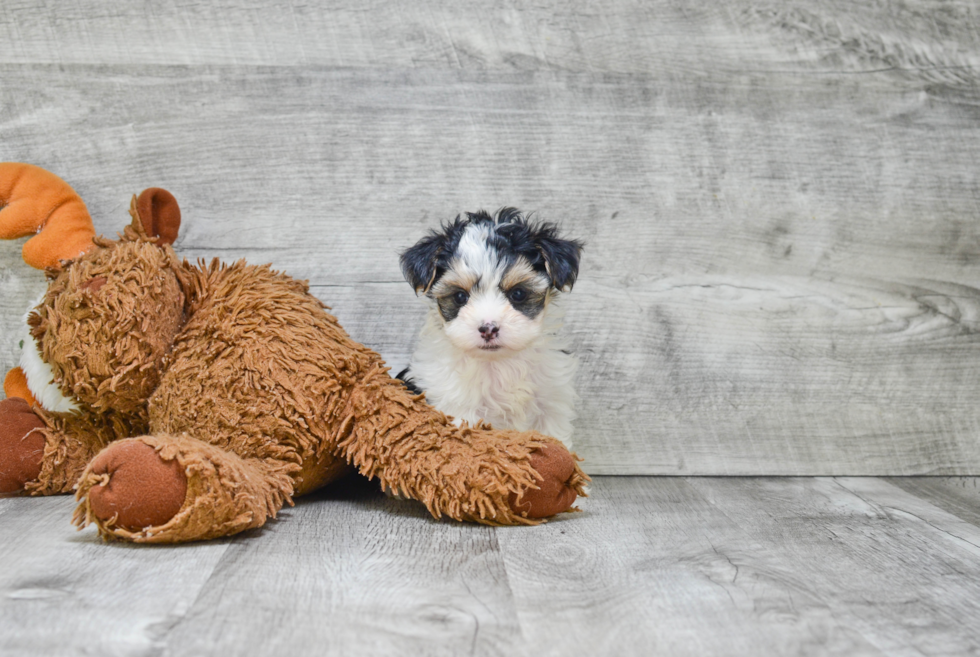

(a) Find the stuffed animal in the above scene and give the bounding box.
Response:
[0,163,588,543]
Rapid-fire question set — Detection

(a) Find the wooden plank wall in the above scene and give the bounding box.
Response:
[1,1,978,474]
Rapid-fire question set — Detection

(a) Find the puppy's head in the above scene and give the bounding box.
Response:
[401,208,582,357]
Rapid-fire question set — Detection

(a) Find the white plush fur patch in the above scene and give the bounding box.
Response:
[18,297,79,413]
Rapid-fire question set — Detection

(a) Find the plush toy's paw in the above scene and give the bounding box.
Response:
[83,439,187,531]
[508,443,587,519]
[0,397,46,494]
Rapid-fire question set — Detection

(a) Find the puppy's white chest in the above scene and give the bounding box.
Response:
[483,363,534,406]
[454,360,536,425]
[430,364,548,433]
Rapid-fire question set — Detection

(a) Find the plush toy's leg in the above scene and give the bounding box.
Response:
[0,397,115,495]
[73,434,297,543]
[337,367,590,526]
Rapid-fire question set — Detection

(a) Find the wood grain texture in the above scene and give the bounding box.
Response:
[886,476,980,529]
[498,477,885,656]
[0,496,231,656]
[161,475,524,657]
[501,476,980,655]
[1,1,977,81]
[4,476,980,655]
[1,1,979,474]
[689,477,980,656]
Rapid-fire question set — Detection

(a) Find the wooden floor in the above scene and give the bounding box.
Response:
[1,475,979,656]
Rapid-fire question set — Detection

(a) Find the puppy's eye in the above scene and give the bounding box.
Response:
[508,288,528,303]
[453,290,469,306]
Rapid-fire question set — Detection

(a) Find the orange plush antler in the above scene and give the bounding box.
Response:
[0,163,96,270]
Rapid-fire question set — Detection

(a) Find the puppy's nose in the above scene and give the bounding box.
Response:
[479,322,499,341]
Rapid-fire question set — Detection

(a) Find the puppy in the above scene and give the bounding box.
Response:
[398,208,582,447]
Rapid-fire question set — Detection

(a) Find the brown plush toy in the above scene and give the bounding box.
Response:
[0,163,589,543]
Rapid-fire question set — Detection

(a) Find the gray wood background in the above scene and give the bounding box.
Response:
[2,0,979,474]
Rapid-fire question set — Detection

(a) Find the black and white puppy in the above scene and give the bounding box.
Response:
[398,208,582,447]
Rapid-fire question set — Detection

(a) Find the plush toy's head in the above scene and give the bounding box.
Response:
[28,213,185,414]
[1,163,185,414]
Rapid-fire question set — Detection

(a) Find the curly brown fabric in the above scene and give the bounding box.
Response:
[26,405,131,496]
[74,434,296,543]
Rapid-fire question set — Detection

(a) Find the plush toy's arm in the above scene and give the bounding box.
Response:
[0,397,133,495]
[336,366,589,525]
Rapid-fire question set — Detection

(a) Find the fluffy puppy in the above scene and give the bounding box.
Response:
[398,208,582,447]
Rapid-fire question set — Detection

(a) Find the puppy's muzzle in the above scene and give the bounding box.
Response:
[478,322,500,342]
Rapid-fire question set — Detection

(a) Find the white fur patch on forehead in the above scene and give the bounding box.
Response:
[455,223,500,275]
[434,223,508,294]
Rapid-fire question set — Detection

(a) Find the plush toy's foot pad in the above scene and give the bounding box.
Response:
[84,439,187,531]
[76,434,296,543]
[509,443,586,519]
[0,397,46,494]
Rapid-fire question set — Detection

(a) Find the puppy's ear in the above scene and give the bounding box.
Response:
[401,216,468,295]
[400,233,445,295]
[534,226,583,292]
